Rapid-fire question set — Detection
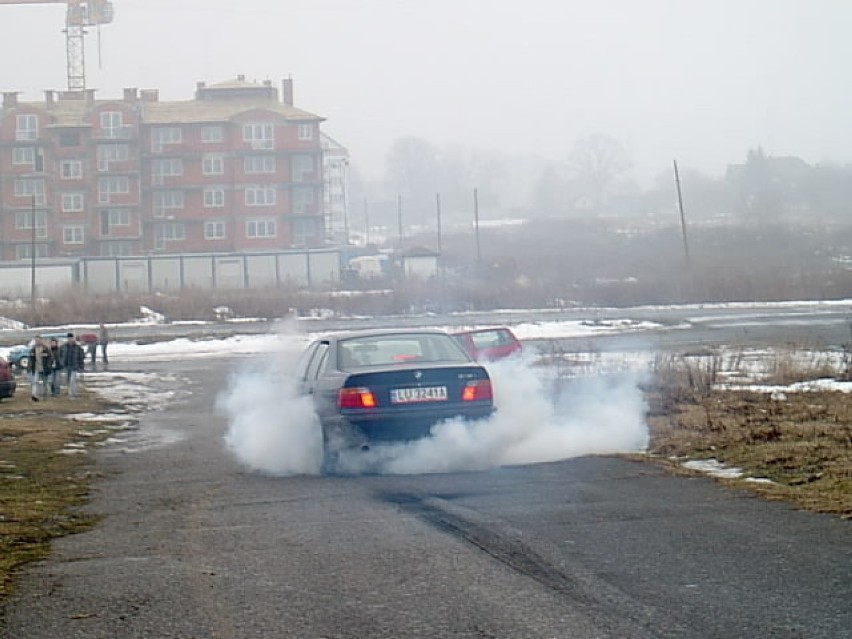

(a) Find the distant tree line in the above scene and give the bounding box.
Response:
[353,135,852,229]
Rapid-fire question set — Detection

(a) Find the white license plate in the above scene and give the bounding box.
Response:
[390,386,448,404]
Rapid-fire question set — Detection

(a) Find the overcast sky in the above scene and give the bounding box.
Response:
[1,0,849,184]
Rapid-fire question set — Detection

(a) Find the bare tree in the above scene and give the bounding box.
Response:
[568,133,631,214]
[385,137,441,216]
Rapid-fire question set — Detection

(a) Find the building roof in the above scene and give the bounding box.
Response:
[142,100,322,125]
[4,77,324,127]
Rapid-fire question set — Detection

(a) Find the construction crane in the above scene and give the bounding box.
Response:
[0,0,114,92]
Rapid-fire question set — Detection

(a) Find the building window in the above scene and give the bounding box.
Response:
[204,221,226,240]
[104,209,131,226]
[202,126,224,143]
[97,144,129,170]
[204,188,225,208]
[15,114,38,141]
[60,160,83,179]
[244,155,275,174]
[61,192,85,212]
[151,158,183,183]
[291,155,314,182]
[15,211,47,238]
[98,176,130,203]
[152,126,182,151]
[293,187,316,213]
[153,190,184,217]
[243,123,274,149]
[16,244,49,260]
[245,186,276,206]
[13,147,35,166]
[62,225,85,245]
[246,219,277,238]
[100,111,126,139]
[202,154,224,175]
[13,179,46,205]
[297,123,314,141]
[100,241,134,257]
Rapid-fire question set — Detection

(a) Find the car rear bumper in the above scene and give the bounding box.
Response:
[330,403,494,443]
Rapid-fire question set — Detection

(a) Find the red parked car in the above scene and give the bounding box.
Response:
[451,327,522,361]
[0,356,17,400]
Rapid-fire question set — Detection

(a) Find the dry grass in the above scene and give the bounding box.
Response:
[645,354,852,518]
[0,385,125,598]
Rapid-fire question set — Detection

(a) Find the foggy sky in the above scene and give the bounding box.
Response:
[1,0,849,184]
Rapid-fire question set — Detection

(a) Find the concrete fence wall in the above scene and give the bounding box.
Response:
[0,249,342,297]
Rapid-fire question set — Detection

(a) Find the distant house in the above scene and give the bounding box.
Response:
[398,246,439,279]
[725,152,812,217]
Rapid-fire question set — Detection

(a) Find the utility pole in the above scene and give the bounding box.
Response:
[30,195,37,313]
[436,192,443,255]
[473,188,482,263]
[673,160,690,266]
[397,194,403,246]
[341,159,350,245]
[363,196,370,246]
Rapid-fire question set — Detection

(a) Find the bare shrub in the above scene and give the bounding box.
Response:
[651,352,721,402]
[764,349,841,385]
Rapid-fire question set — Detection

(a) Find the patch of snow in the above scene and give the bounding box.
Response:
[0,316,27,331]
[682,459,744,479]
[719,379,852,394]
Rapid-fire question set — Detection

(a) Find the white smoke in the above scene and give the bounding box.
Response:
[218,332,323,475]
[219,330,649,477]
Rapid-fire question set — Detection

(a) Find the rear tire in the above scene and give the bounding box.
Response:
[320,426,340,474]
[16,356,29,372]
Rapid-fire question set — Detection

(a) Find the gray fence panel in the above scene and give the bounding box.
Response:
[309,251,341,286]
[245,254,277,287]
[151,258,182,291]
[84,260,119,293]
[214,256,245,289]
[183,256,214,289]
[0,263,75,297]
[277,253,310,286]
[117,260,149,292]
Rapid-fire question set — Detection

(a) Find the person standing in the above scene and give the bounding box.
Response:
[98,323,109,367]
[27,335,53,402]
[48,337,61,397]
[58,333,85,399]
[86,336,97,370]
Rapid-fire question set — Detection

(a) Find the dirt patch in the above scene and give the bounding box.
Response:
[0,388,126,597]
[644,386,852,518]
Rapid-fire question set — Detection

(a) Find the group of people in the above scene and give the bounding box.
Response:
[27,324,109,401]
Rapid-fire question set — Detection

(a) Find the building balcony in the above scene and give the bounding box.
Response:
[93,126,138,141]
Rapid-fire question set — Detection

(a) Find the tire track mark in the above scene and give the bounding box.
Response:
[381,491,686,639]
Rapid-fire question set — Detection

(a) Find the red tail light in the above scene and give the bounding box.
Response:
[338,387,377,409]
[462,379,493,402]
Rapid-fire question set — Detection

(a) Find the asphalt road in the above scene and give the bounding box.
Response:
[1,358,850,639]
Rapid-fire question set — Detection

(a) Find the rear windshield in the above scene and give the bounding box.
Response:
[469,329,516,349]
[338,333,470,369]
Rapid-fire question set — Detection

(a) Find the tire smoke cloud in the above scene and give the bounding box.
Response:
[219,330,649,476]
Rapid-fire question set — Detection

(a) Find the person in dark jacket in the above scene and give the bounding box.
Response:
[48,337,61,397]
[58,333,85,398]
[27,335,54,401]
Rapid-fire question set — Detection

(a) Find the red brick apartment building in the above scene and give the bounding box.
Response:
[0,77,325,261]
